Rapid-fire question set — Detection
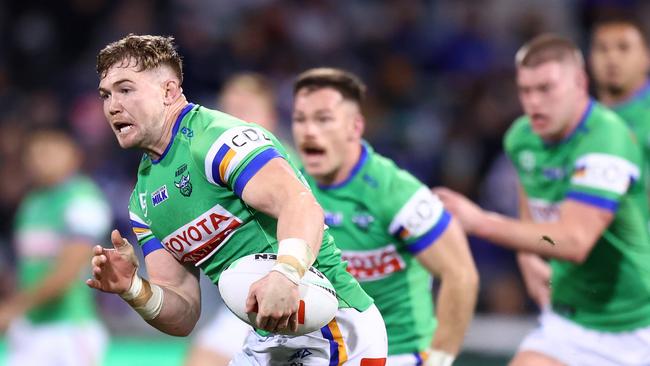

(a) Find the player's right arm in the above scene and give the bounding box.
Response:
[515,184,551,308]
[86,229,201,336]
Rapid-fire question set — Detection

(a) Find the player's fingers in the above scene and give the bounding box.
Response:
[92,266,103,281]
[93,245,104,255]
[86,278,100,289]
[91,255,106,267]
[111,230,126,249]
[256,313,270,330]
[275,313,291,332]
[288,312,298,332]
[245,290,259,313]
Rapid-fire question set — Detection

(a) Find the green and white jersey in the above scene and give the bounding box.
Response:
[611,80,650,171]
[14,176,111,324]
[302,143,451,355]
[128,104,372,312]
[505,100,650,332]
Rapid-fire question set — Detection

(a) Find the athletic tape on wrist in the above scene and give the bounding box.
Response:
[424,349,455,366]
[271,262,301,285]
[276,238,314,277]
[119,274,164,320]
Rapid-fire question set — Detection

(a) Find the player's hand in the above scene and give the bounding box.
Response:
[517,253,551,308]
[433,187,485,235]
[245,271,300,333]
[86,229,140,294]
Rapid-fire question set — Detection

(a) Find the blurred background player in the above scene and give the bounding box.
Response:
[292,67,479,366]
[589,16,650,172]
[0,130,112,366]
[185,73,283,366]
[436,34,650,366]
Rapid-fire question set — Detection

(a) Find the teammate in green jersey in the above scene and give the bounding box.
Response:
[88,34,388,365]
[292,68,479,366]
[590,17,650,170]
[0,130,111,366]
[436,34,650,366]
[185,73,284,366]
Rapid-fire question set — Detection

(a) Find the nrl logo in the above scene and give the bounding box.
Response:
[174,163,193,197]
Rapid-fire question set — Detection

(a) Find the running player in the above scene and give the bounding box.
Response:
[0,130,111,366]
[590,17,650,169]
[292,68,479,366]
[88,34,387,365]
[185,73,281,366]
[436,34,650,365]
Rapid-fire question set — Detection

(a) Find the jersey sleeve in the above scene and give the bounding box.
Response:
[128,190,164,256]
[384,169,451,255]
[63,196,112,243]
[566,124,642,212]
[197,125,285,197]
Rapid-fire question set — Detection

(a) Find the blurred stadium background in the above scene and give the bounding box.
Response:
[0,0,644,364]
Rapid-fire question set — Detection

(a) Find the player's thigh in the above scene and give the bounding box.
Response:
[509,351,565,366]
[185,346,231,366]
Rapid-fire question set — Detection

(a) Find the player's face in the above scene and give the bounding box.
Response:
[98,59,167,149]
[292,88,360,180]
[220,88,276,132]
[590,24,650,94]
[517,61,584,140]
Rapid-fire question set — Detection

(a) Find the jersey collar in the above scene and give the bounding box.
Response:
[611,78,650,110]
[151,103,195,164]
[543,98,594,147]
[317,142,370,190]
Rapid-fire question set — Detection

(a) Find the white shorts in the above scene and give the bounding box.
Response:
[194,304,252,357]
[230,304,387,366]
[385,352,426,366]
[519,308,650,366]
[6,318,108,366]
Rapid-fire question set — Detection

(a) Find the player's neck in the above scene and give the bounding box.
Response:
[317,144,363,187]
[146,96,189,161]
[598,78,649,106]
[558,96,590,140]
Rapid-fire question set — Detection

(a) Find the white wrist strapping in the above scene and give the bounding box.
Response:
[424,348,455,366]
[120,274,165,320]
[271,238,315,284]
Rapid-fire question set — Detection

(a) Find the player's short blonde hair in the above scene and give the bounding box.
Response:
[219,73,275,106]
[516,34,584,69]
[96,34,183,81]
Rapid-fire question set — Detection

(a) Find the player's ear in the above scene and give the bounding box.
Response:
[163,78,182,105]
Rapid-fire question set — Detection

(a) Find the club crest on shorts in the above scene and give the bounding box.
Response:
[174,163,193,197]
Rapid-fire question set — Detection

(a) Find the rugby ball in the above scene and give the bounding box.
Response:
[218,253,338,335]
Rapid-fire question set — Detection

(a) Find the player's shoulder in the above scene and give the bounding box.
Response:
[583,102,635,143]
[63,175,106,200]
[363,145,425,199]
[503,115,536,152]
[588,102,630,131]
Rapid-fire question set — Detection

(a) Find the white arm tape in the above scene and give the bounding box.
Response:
[271,262,301,285]
[424,349,455,366]
[119,275,165,320]
[120,274,143,301]
[277,238,315,269]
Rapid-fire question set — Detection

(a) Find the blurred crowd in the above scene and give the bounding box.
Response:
[0,0,646,323]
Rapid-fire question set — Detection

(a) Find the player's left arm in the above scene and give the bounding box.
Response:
[416,217,479,361]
